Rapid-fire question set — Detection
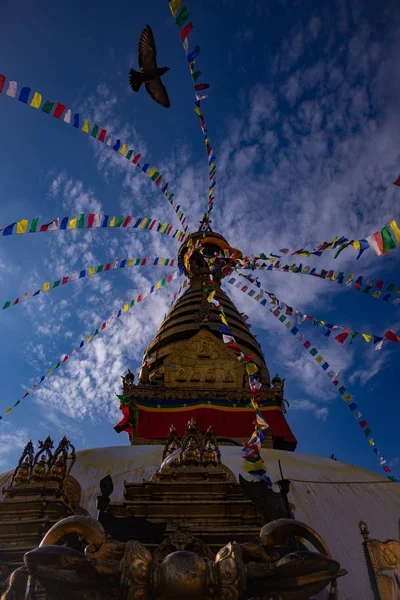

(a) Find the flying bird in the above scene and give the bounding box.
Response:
[129,25,171,108]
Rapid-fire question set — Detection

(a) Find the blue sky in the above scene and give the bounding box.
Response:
[0,0,399,480]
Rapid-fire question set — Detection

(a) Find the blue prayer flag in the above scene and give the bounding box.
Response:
[188,45,200,62]
[19,87,31,103]
[59,217,68,230]
[73,114,80,128]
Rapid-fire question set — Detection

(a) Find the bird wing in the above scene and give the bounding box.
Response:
[145,79,171,108]
[138,25,157,71]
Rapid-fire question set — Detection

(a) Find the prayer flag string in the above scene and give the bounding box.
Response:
[0,271,181,420]
[0,74,189,234]
[244,260,400,308]
[237,272,400,347]
[225,276,396,482]
[1,256,177,312]
[168,2,216,218]
[0,213,186,242]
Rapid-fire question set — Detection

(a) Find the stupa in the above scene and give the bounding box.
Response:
[0,227,399,600]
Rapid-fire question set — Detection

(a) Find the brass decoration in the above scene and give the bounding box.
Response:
[151,419,236,483]
[359,520,400,599]
[19,515,346,599]
[9,441,34,487]
[215,541,246,600]
[163,329,245,389]
[153,527,215,562]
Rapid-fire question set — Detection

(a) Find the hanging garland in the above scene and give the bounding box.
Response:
[1,256,177,311]
[0,74,189,233]
[0,213,186,242]
[245,260,400,307]
[0,271,181,420]
[225,276,396,482]
[168,1,216,217]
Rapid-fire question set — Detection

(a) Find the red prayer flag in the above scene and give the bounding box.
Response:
[62,355,69,362]
[13,298,19,305]
[180,22,193,42]
[62,276,68,284]
[194,83,210,91]
[335,329,351,344]
[384,330,400,342]
[167,274,173,282]
[101,322,106,330]
[53,102,66,119]
[132,153,141,164]
[393,175,400,186]
[303,341,312,349]
[383,465,392,473]
[22,392,29,399]
[376,280,383,289]
[98,129,107,142]
[104,263,111,271]
[149,220,157,230]
[359,420,368,428]
[122,216,131,227]
[141,258,147,266]
[88,214,95,228]
[137,294,143,302]
[155,175,162,185]
[0,74,5,94]
[373,232,384,255]
[167,226,172,235]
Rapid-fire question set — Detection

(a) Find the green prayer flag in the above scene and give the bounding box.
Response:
[78,214,85,228]
[126,150,133,160]
[192,71,201,82]
[165,258,170,265]
[2,301,10,310]
[14,400,21,407]
[143,219,151,229]
[338,386,346,395]
[279,315,287,322]
[386,283,394,292]
[53,280,60,288]
[364,428,372,437]
[259,253,267,259]
[309,348,318,356]
[388,476,397,481]
[320,270,328,279]
[91,124,99,138]
[55,362,61,369]
[175,6,189,27]
[115,216,124,227]
[381,226,397,252]
[96,265,103,273]
[130,300,135,307]
[161,278,166,286]
[29,217,39,233]
[42,101,54,114]
[363,286,372,294]
[94,329,99,336]
[349,331,359,344]
[134,258,141,266]
[151,171,160,181]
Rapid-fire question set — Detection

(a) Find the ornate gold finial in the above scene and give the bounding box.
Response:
[10,440,34,487]
[31,455,48,482]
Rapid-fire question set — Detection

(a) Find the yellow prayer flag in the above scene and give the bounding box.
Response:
[158,258,165,265]
[396,288,400,295]
[86,334,92,343]
[5,407,12,415]
[82,120,90,133]
[220,315,228,326]
[343,394,352,403]
[69,217,77,229]
[88,267,95,276]
[346,274,354,282]
[194,107,202,116]
[109,216,116,227]
[147,167,157,177]
[352,241,360,252]
[156,281,162,290]
[389,220,400,245]
[169,0,182,16]
[362,333,372,342]
[160,222,168,233]
[43,282,51,292]
[47,369,53,377]
[16,220,28,234]
[209,162,215,171]
[320,321,326,326]
[285,321,292,328]
[123,304,129,312]
[207,291,216,303]
[30,91,42,108]
[127,259,134,267]
[244,459,265,472]
[205,137,210,145]
[119,144,127,156]
[268,257,276,263]
[372,291,381,298]
[139,218,149,229]
[368,438,375,446]
[315,355,324,364]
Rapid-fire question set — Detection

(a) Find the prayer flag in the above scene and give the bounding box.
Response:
[73,113,80,127]
[6,81,17,98]
[393,175,400,186]
[194,83,210,92]
[42,101,54,114]
[16,220,28,234]
[82,119,90,133]
[335,329,351,344]
[91,124,99,137]
[389,219,400,245]
[381,226,396,253]
[0,74,5,94]
[30,92,42,108]
[98,128,107,142]
[18,87,31,103]
[169,0,182,16]
[53,102,66,119]
[175,6,189,27]
[188,45,200,62]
